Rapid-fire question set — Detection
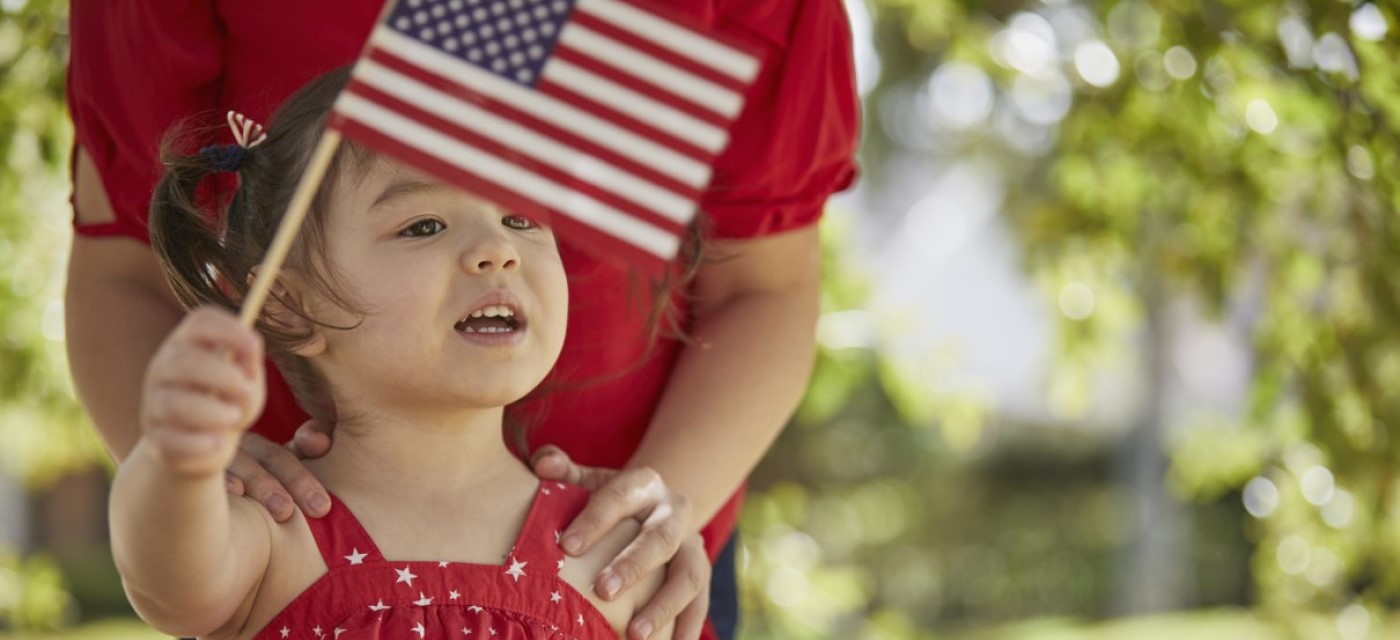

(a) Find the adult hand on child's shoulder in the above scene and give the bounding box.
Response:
[225,419,334,522]
[139,307,266,477]
[532,445,709,640]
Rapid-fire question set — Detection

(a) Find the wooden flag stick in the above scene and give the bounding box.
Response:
[239,129,343,327]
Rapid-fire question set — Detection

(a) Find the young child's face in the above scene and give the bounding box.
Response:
[296,156,568,415]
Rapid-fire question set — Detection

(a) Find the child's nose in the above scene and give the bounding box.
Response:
[461,232,521,274]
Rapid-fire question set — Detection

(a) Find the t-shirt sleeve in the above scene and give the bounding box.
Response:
[68,2,226,242]
[701,0,861,240]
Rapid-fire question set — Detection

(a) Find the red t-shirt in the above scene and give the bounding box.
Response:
[68,0,859,560]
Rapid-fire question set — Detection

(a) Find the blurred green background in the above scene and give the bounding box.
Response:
[4,0,1400,638]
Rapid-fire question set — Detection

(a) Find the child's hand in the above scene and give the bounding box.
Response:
[139,307,266,476]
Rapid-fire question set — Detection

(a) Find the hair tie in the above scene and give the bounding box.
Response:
[199,111,268,172]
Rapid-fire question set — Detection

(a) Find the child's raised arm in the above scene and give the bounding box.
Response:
[109,307,273,637]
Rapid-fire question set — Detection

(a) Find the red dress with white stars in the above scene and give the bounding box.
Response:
[256,482,614,640]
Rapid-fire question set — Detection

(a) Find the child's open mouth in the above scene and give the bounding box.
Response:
[455,304,521,333]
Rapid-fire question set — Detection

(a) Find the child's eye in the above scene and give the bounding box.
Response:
[399,218,445,238]
[502,215,537,230]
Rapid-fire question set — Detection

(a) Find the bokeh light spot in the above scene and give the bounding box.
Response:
[1245,99,1278,134]
[1162,46,1196,80]
[1057,282,1095,320]
[1243,476,1279,518]
[1073,41,1119,87]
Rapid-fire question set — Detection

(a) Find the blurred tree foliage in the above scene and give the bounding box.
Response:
[736,0,1400,636]
[0,0,99,631]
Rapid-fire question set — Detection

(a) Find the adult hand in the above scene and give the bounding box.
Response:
[532,445,711,640]
[223,418,335,521]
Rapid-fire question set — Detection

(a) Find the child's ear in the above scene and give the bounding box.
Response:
[248,267,327,357]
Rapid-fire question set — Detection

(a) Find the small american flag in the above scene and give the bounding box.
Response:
[328,0,763,275]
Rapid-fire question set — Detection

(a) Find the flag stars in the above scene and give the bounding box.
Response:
[474,7,488,20]
[510,51,525,65]
[533,6,549,19]
[419,27,435,40]
[445,39,460,51]
[540,22,555,36]
[432,4,446,17]
[492,3,507,14]
[461,32,477,44]
[504,34,519,48]
[552,0,567,13]
[449,0,463,9]
[497,17,513,31]
[527,45,543,60]
[517,69,534,82]
[522,28,537,42]
[414,10,429,24]
[481,24,496,37]
[456,14,470,27]
[438,21,453,35]
[468,49,483,61]
[396,16,412,29]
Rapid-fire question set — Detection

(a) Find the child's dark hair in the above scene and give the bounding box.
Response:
[149,67,373,425]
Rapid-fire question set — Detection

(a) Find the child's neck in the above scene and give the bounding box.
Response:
[308,405,534,504]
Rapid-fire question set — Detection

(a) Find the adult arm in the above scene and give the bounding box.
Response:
[66,149,184,462]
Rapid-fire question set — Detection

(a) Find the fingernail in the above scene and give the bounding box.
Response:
[563,534,583,554]
[308,492,329,515]
[602,573,622,598]
[633,619,653,639]
[265,494,289,515]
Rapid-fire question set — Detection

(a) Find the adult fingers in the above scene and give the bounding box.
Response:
[628,535,710,640]
[288,419,334,460]
[560,466,667,556]
[596,493,693,600]
[530,445,615,489]
[231,433,330,521]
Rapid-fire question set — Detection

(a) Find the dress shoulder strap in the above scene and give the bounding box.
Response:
[506,481,590,577]
[302,493,386,568]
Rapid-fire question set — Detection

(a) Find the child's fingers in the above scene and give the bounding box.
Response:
[170,307,265,379]
[145,385,246,433]
[149,341,258,404]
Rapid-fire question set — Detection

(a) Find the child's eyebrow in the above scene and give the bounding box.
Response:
[370,177,446,210]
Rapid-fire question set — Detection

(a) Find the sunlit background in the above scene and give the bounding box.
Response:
[4,0,1400,638]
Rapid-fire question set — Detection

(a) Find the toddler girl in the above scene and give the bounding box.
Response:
[109,68,667,640]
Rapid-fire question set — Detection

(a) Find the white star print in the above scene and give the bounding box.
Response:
[345,548,368,565]
[541,487,551,495]
[280,627,290,638]
[577,613,585,626]
[415,592,435,606]
[550,590,562,603]
[369,599,391,612]
[314,625,324,637]
[450,589,461,599]
[490,629,498,636]
[505,558,528,582]
[439,561,450,568]
[396,566,418,587]
[413,622,426,638]
[462,628,473,635]
[556,482,566,489]
[557,558,565,570]
[334,627,346,639]
[468,605,484,614]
